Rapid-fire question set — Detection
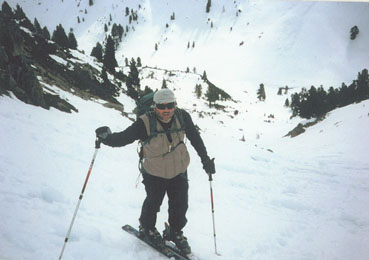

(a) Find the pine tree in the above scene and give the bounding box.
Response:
[350,25,359,40]
[327,86,338,111]
[14,4,25,20]
[129,58,140,87]
[119,24,124,41]
[257,84,266,101]
[202,70,207,80]
[2,1,13,18]
[205,84,218,107]
[137,57,142,67]
[206,0,211,13]
[356,69,369,101]
[42,26,50,40]
[195,84,202,98]
[91,42,103,62]
[338,82,349,107]
[103,35,118,72]
[316,86,327,117]
[290,92,301,117]
[68,29,78,50]
[126,58,140,99]
[111,23,124,46]
[14,4,33,31]
[52,24,69,48]
[89,0,94,6]
[162,79,167,89]
[33,18,42,35]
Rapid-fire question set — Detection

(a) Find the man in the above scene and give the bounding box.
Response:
[96,88,215,254]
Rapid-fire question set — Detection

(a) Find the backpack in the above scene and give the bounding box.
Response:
[136,91,156,119]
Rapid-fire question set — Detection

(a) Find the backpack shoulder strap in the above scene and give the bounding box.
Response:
[174,108,186,130]
[140,110,157,146]
[147,110,157,136]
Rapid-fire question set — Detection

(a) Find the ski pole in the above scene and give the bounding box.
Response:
[59,139,101,260]
[208,173,221,256]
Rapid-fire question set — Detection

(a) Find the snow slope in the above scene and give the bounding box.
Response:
[1,88,369,260]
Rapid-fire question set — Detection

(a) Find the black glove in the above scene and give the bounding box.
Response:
[203,158,215,175]
[95,126,112,144]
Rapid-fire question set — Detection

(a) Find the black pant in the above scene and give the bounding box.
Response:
[139,172,189,232]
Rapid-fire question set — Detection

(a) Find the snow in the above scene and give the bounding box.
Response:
[1,0,369,260]
[50,54,68,66]
[1,93,369,260]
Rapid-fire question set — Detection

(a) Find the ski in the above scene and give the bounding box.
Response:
[163,222,199,260]
[164,240,199,260]
[122,224,190,260]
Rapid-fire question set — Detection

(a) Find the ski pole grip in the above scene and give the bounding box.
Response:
[95,138,101,149]
[208,173,213,181]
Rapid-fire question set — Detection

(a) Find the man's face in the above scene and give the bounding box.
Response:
[154,102,176,123]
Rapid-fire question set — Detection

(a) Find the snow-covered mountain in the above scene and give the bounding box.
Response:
[10,0,369,88]
[1,0,369,260]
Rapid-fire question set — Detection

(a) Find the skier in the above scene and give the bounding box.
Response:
[96,89,215,254]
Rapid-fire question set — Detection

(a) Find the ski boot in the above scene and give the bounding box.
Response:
[139,226,166,250]
[163,223,191,255]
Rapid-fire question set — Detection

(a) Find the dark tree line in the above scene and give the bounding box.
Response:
[290,69,369,118]
[0,1,122,106]
[51,24,78,50]
[205,79,232,107]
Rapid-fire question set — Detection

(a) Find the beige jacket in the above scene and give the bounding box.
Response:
[140,113,190,179]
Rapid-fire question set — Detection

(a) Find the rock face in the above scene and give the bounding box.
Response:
[0,6,74,112]
[285,123,306,138]
[0,2,122,113]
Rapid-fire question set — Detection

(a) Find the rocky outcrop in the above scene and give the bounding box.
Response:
[0,2,124,113]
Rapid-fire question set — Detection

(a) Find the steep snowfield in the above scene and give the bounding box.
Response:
[1,92,369,260]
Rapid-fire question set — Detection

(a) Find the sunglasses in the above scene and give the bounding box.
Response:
[156,102,176,110]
